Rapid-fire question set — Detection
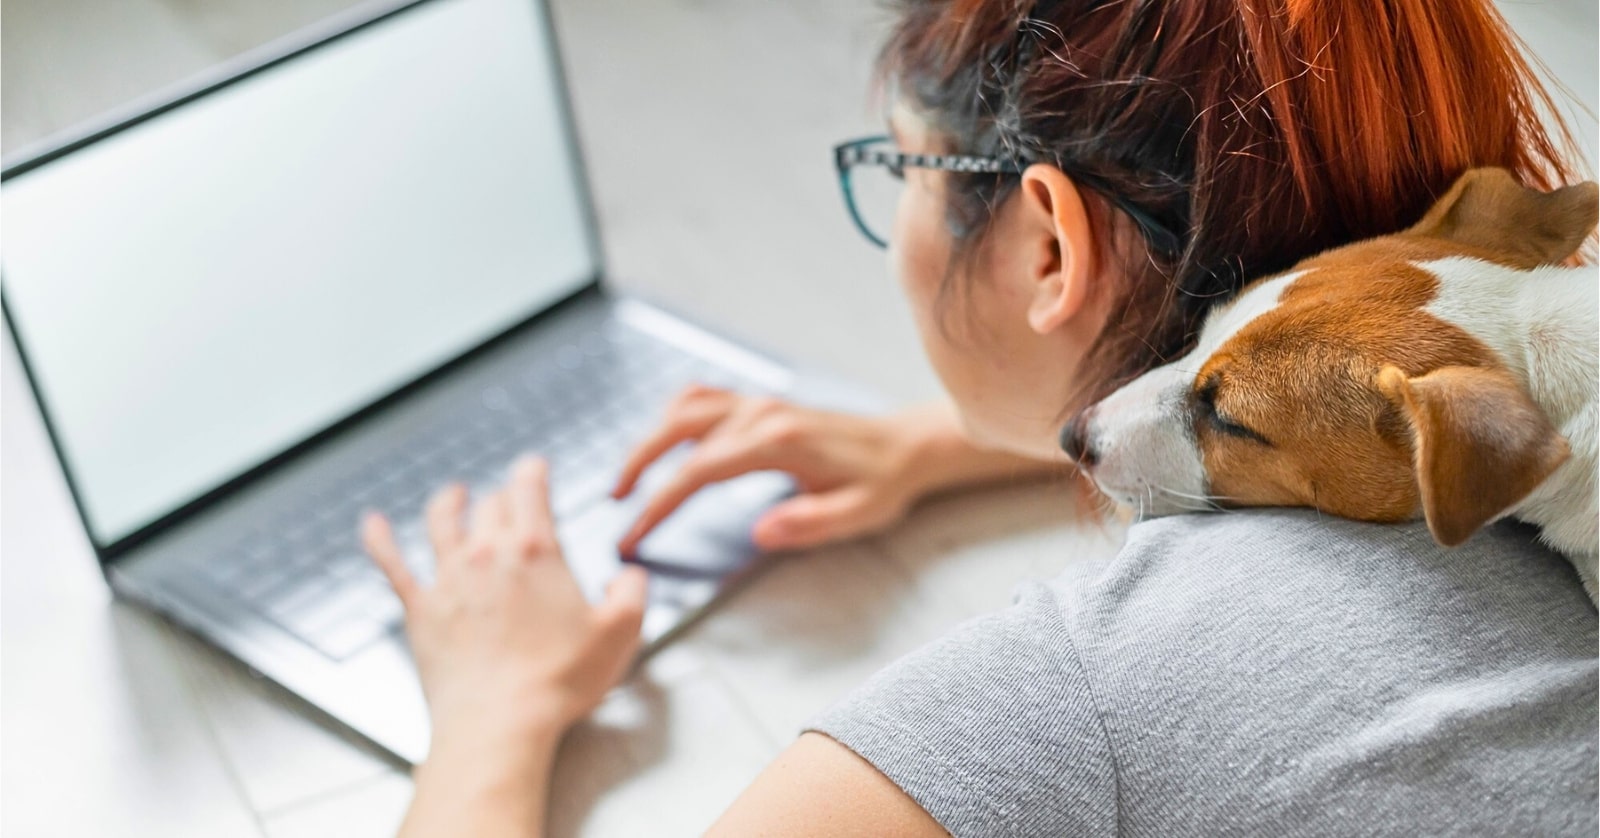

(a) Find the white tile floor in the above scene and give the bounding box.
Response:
[2,1,1593,836]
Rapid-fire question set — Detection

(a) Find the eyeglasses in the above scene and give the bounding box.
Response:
[833,135,1022,249]
[831,134,1183,255]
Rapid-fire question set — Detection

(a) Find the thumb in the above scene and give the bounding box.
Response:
[752,488,881,551]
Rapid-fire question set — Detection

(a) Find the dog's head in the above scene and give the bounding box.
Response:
[1066,168,1596,546]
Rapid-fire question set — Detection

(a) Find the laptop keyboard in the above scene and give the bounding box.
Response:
[197,321,763,661]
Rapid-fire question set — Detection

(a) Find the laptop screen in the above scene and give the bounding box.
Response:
[1,0,598,547]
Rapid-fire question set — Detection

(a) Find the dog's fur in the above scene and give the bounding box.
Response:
[1068,168,1599,602]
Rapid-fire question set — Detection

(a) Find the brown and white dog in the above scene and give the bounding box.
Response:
[1062,168,1598,602]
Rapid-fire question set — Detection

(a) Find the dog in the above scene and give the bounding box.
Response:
[1061,167,1598,602]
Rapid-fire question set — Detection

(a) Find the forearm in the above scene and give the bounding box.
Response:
[400,721,562,838]
[898,402,1063,495]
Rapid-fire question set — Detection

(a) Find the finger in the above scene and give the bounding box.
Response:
[508,454,555,540]
[595,565,649,649]
[617,446,770,555]
[361,511,420,606]
[425,482,468,559]
[612,387,736,499]
[751,488,884,551]
[470,488,509,536]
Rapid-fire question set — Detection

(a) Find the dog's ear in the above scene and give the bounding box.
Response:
[1376,365,1570,547]
[1407,167,1598,266]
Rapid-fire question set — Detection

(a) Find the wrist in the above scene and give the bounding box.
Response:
[426,690,569,768]
[407,719,558,838]
[895,404,976,496]
[423,709,563,785]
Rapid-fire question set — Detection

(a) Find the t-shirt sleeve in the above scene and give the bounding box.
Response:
[804,582,1118,838]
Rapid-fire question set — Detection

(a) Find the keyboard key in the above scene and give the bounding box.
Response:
[326,551,371,579]
[280,604,361,649]
[311,615,390,660]
[553,471,615,517]
[556,345,584,371]
[363,591,404,628]
[234,563,298,602]
[281,548,326,575]
[266,572,338,622]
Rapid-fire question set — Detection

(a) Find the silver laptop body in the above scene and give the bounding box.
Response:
[0,0,873,764]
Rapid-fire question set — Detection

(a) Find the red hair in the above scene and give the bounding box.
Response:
[880,0,1583,410]
[1248,0,1575,221]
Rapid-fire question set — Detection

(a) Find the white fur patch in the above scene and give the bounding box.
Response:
[1191,270,1306,359]
[1421,256,1535,381]
[1084,367,1208,515]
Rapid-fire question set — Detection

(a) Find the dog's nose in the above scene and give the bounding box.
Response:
[1060,410,1097,468]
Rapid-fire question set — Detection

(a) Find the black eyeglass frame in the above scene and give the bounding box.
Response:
[832,134,1182,255]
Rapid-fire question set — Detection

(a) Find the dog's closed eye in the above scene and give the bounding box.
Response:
[1194,377,1272,446]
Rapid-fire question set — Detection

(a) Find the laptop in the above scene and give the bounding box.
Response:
[0,0,875,764]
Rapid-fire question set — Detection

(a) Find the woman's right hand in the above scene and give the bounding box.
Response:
[613,387,959,555]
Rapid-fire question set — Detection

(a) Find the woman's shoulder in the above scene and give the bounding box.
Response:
[1055,509,1597,834]
[806,576,1119,837]
[811,509,1598,837]
[1066,508,1592,636]
[1115,505,1565,570]
[1054,510,1595,705]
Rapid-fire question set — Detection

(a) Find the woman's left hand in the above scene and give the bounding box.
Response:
[361,454,649,760]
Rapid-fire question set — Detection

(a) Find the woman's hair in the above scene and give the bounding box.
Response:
[880,0,1583,411]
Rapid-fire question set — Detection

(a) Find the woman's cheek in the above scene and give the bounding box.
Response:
[890,232,952,382]
[887,189,992,434]
[886,173,1027,451]
[889,179,948,310]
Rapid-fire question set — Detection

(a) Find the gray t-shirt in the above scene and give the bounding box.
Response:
[807,509,1598,837]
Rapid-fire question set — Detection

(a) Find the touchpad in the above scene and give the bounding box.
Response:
[628,469,795,575]
[558,454,795,601]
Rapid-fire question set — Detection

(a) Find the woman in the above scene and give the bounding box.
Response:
[362,0,1597,834]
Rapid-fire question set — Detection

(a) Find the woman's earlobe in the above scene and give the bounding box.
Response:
[1026,274,1074,333]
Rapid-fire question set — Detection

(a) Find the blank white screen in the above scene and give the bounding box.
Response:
[2,0,595,545]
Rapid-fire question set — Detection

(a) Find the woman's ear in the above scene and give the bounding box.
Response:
[1017,164,1096,335]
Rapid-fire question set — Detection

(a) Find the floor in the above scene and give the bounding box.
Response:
[1,1,1593,836]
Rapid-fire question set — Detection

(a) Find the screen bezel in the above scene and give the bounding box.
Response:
[0,0,608,564]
